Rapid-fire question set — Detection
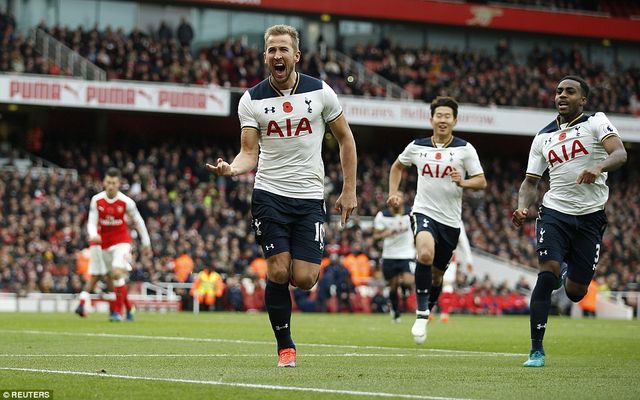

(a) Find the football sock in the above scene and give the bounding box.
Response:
[428,284,443,312]
[415,262,432,317]
[79,291,90,306]
[113,278,126,315]
[265,280,295,350]
[122,285,132,311]
[529,271,558,352]
[389,287,399,318]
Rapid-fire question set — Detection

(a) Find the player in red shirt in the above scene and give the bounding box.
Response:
[76,167,152,321]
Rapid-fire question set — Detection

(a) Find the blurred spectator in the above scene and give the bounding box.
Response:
[176,17,194,48]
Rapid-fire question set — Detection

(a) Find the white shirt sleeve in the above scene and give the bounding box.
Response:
[398,142,414,167]
[525,134,547,177]
[321,81,343,123]
[238,91,258,130]
[591,112,620,142]
[455,221,473,268]
[463,143,484,177]
[87,196,98,239]
[125,197,151,247]
[373,211,385,231]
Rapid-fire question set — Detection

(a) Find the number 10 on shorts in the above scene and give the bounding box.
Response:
[314,222,325,246]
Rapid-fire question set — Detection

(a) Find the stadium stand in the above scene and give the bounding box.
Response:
[2,17,639,114]
[1,140,638,314]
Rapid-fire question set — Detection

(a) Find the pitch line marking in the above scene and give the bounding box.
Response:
[0,329,526,357]
[0,353,515,358]
[0,367,476,400]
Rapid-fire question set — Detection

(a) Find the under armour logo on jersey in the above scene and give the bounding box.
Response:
[539,228,545,243]
[539,250,548,256]
[536,323,547,330]
[254,219,262,236]
[419,153,429,158]
[275,323,288,331]
[264,106,275,114]
[265,243,275,250]
[305,98,312,113]
[607,125,613,132]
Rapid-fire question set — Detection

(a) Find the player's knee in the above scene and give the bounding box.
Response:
[267,267,290,284]
[566,288,587,303]
[432,272,444,286]
[416,249,434,265]
[295,274,317,291]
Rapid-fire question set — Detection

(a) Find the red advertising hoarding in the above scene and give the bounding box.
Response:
[186,0,640,42]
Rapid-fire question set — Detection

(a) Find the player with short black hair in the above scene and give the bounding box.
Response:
[76,167,152,321]
[388,96,486,344]
[512,76,627,367]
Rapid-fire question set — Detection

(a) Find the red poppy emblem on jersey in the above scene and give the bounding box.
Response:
[283,102,293,113]
[559,132,566,141]
[435,152,442,160]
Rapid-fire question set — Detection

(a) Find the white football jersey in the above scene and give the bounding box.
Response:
[238,73,343,199]
[398,136,484,228]
[374,208,416,259]
[526,112,619,215]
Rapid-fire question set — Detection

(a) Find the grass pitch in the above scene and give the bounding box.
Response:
[0,312,638,399]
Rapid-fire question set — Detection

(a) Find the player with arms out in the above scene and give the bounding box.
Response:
[512,76,626,367]
[388,96,486,344]
[373,202,415,323]
[207,25,357,367]
[76,167,152,321]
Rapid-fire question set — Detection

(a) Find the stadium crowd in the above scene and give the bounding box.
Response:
[1,142,638,313]
[1,14,639,115]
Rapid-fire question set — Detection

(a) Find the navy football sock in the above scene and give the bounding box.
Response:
[529,271,558,352]
[389,287,399,318]
[265,280,295,350]
[428,284,443,312]
[414,262,432,316]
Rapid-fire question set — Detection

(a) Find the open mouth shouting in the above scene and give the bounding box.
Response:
[557,99,569,112]
[273,62,287,79]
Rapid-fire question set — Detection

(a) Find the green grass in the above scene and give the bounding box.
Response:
[0,312,639,399]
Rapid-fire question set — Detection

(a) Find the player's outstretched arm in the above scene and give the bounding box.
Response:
[206,127,260,177]
[576,136,627,184]
[512,175,540,228]
[329,115,357,226]
[387,159,406,208]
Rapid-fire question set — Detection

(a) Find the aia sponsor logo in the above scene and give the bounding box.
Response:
[266,117,312,137]
[421,163,453,178]
[548,139,589,168]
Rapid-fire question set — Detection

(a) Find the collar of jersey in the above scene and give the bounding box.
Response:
[431,135,454,148]
[103,192,121,203]
[555,112,584,129]
[269,72,300,97]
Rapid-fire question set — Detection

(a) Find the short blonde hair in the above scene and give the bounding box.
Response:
[264,24,300,53]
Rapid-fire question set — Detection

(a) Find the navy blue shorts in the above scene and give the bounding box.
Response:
[251,189,326,264]
[536,205,608,285]
[410,212,460,271]
[382,259,414,280]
